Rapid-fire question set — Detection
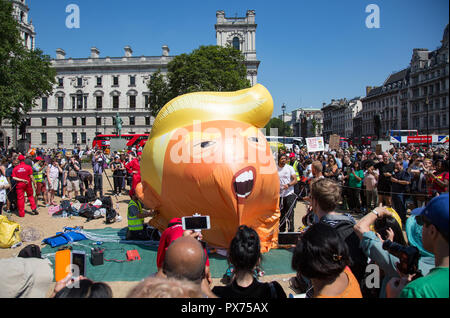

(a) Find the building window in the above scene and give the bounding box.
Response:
[57,133,63,144]
[77,94,83,109]
[77,77,83,87]
[113,76,119,86]
[81,117,86,126]
[58,78,64,88]
[96,117,102,126]
[96,96,102,109]
[72,118,77,126]
[130,96,136,109]
[130,76,136,86]
[113,96,119,109]
[81,132,86,144]
[232,37,240,51]
[41,133,47,145]
[129,117,135,126]
[57,117,63,127]
[144,95,149,108]
[58,97,64,110]
[42,97,48,111]
[145,116,151,126]
[72,96,76,110]
[96,77,102,87]
[72,132,77,144]
[41,118,46,127]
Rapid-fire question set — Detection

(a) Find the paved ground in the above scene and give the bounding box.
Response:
[1,170,310,297]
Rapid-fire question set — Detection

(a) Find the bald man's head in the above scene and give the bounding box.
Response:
[163,236,206,284]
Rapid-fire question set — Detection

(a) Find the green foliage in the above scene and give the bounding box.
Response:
[264,117,293,137]
[0,0,56,126]
[147,45,251,117]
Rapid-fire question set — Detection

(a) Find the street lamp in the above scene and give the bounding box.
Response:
[281,103,286,145]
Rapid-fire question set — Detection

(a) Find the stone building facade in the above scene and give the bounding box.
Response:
[2,6,261,149]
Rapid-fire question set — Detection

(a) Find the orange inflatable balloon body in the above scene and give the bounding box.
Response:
[136,84,280,252]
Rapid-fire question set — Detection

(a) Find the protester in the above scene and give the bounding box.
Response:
[277,153,298,233]
[212,225,286,298]
[92,151,106,198]
[161,236,216,298]
[32,156,49,206]
[127,276,203,298]
[347,161,364,214]
[354,205,435,298]
[51,274,113,298]
[111,156,126,195]
[291,222,363,298]
[364,161,379,210]
[5,156,18,214]
[64,155,81,200]
[309,178,367,282]
[390,160,412,224]
[12,154,38,216]
[46,157,62,206]
[125,151,141,195]
[375,152,395,207]
[0,166,10,214]
[386,194,449,298]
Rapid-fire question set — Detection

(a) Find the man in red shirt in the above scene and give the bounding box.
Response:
[126,152,141,195]
[156,217,211,284]
[12,155,38,217]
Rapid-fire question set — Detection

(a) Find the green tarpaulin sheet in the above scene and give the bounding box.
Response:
[42,227,295,282]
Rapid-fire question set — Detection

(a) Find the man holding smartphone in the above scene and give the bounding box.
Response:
[277,153,298,233]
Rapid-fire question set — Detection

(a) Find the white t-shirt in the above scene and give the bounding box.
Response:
[0,175,9,203]
[278,164,296,198]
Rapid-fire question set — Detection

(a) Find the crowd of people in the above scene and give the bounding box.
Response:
[0,145,144,218]
[0,142,448,299]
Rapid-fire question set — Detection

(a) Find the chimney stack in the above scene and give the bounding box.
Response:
[91,47,100,58]
[162,45,170,57]
[124,46,133,57]
[56,48,66,60]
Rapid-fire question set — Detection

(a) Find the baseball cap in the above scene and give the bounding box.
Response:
[412,193,449,238]
[18,155,25,161]
[289,153,295,158]
[405,215,435,258]
[35,156,43,161]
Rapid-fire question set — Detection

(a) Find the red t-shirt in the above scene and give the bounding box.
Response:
[12,162,33,183]
[156,218,210,269]
[432,172,449,193]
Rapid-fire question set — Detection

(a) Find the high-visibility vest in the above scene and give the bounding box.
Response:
[127,199,144,231]
[32,163,44,183]
[293,161,301,181]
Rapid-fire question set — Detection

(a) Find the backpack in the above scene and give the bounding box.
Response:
[102,196,117,224]
[0,215,21,248]
[18,244,42,258]
[86,188,96,202]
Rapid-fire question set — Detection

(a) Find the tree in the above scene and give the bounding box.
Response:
[0,0,56,127]
[264,117,293,137]
[147,45,250,116]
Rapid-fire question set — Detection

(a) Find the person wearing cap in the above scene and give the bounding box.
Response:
[92,151,106,198]
[12,155,38,216]
[32,156,49,206]
[387,194,449,298]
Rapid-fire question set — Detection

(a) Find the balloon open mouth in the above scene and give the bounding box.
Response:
[232,167,256,203]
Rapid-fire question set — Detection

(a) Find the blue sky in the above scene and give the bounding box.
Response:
[28,0,449,117]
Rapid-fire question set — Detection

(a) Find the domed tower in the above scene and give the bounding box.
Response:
[10,0,36,50]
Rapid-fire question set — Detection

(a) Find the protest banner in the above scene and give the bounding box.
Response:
[306,137,325,152]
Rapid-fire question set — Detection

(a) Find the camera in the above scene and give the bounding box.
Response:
[382,240,423,278]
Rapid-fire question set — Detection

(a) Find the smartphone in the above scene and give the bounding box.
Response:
[55,249,71,282]
[278,232,302,245]
[182,215,211,231]
[71,250,87,278]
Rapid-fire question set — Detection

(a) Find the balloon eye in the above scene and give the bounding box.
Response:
[248,137,259,143]
[200,141,215,148]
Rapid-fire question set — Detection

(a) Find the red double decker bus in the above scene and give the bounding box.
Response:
[92,134,149,150]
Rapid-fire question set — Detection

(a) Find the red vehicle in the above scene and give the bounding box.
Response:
[92,134,149,150]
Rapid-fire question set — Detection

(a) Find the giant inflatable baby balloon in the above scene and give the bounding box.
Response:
[135,84,280,252]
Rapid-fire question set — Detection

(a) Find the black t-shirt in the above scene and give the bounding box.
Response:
[374,162,395,191]
[111,161,124,175]
[212,278,286,299]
